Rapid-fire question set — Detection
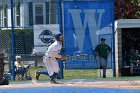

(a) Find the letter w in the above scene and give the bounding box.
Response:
[69,9,105,50]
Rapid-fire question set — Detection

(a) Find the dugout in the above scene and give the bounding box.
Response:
[115,19,140,77]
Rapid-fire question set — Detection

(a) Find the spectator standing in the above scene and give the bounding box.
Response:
[95,38,112,78]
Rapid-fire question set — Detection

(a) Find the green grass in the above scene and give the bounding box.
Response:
[12,67,140,81]
[64,69,98,79]
[26,67,98,81]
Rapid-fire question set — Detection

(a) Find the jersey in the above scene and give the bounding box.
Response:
[45,41,62,58]
[15,61,25,69]
[128,54,140,65]
[95,44,112,59]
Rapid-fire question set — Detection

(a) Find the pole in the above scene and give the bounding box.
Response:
[112,0,116,77]
[10,0,15,80]
[57,0,64,79]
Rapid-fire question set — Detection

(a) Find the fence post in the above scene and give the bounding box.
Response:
[10,0,15,80]
[58,59,64,79]
[112,0,116,77]
[57,0,64,79]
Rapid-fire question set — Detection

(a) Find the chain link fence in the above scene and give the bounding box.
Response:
[0,0,115,81]
[0,0,61,80]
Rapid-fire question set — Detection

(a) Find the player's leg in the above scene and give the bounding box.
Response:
[130,63,134,75]
[50,59,61,83]
[102,59,107,78]
[43,57,56,83]
[100,58,107,78]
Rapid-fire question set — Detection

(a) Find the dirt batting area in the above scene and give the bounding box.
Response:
[0,79,140,89]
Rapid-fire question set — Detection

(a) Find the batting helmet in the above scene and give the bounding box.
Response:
[55,33,63,41]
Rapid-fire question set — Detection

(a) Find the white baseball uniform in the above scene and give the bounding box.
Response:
[43,41,62,76]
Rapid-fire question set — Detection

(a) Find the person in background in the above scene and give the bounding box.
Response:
[15,56,30,80]
[0,53,5,82]
[95,38,112,78]
[0,53,9,85]
[128,48,140,75]
[43,33,66,84]
[15,56,25,68]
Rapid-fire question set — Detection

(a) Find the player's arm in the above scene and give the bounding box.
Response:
[94,45,99,60]
[107,45,112,55]
[53,52,66,60]
[94,45,99,56]
[53,51,62,58]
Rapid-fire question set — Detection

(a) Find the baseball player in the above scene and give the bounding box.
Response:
[43,33,66,84]
[0,53,9,85]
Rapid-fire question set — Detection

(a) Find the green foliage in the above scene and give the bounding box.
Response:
[0,29,34,54]
[115,0,140,19]
[0,30,11,51]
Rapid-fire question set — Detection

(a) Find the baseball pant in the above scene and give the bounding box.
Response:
[99,57,107,76]
[43,56,59,76]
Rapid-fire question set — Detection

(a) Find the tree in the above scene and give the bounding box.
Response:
[115,0,140,19]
